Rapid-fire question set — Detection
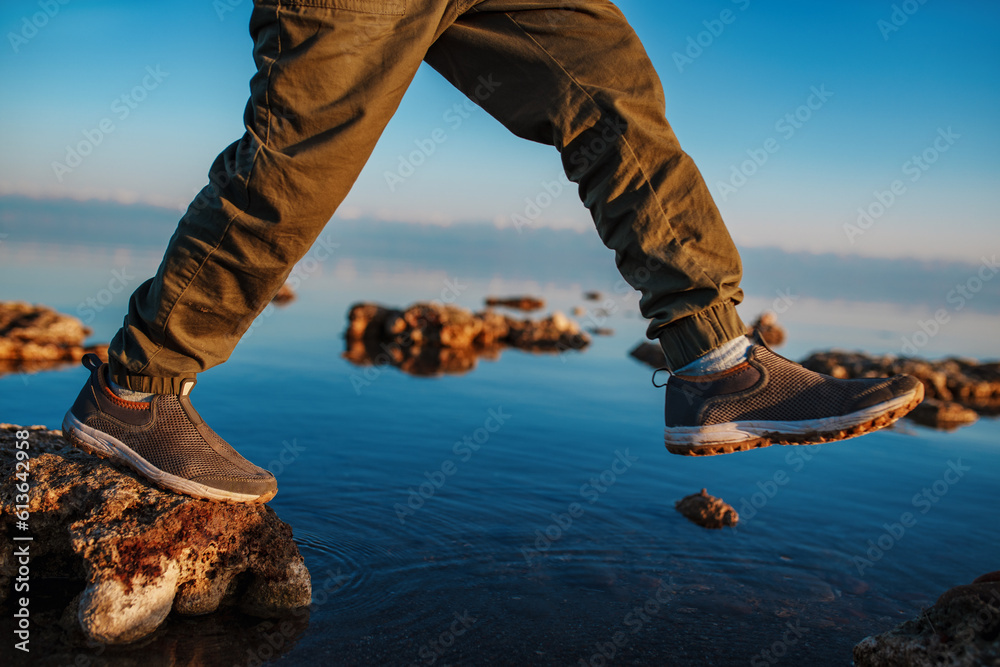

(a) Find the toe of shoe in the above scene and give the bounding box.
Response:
[192,471,278,500]
[849,374,924,412]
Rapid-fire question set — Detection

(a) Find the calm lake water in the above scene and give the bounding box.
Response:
[2,234,998,666]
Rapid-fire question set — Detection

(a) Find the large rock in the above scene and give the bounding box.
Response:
[853,572,1000,666]
[343,301,589,376]
[0,302,108,377]
[0,425,311,645]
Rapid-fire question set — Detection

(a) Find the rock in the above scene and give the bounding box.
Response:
[484,296,545,311]
[343,301,589,376]
[801,351,1000,427]
[0,302,108,377]
[0,424,311,646]
[583,291,602,301]
[906,399,979,430]
[746,312,786,347]
[674,489,739,529]
[271,282,296,305]
[629,342,666,368]
[853,571,1000,666]
[586,327,614,336]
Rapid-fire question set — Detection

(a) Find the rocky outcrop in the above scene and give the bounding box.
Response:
[0,302,107,377]
[853,571,1000,666]
[484,296,545,312]
[0,425,311,646]
[344,301,589,376]
[802,351,1000,428]
[674,489,738,529]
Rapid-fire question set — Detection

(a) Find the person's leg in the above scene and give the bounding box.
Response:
[426,0,744,371]
[65,0,466,501]
[110,0,463,391]
[425,0,923,455]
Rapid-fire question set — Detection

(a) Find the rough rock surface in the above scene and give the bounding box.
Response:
[344,301,589,376]
[674,489,739,529]
[0,302,108,376]
[802,351,1000,427]
[0,425,311,646]
[854,571,1000,666]
[484,296,545,311]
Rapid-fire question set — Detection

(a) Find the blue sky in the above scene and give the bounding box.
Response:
[1,0,997,261]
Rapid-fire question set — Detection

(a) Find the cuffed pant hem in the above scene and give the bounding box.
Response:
[655,301,746,371]
[107,357,192,394]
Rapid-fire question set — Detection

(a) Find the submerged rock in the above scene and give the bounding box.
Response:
[0,302,107,376]
[0,424,311,646]
[674,489,738,529]
[484,296,545,312]
[853,571,1000,666]
[343,301,589,376]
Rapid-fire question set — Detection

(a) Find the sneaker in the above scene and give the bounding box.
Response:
[62,354,278,503]
[662,340,924,456]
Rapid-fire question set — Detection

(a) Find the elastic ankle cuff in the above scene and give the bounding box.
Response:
[108,357,191,394]
[655,301,746,371]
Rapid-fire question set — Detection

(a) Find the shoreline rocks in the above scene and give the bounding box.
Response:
[0,425,311,646]
[0,302,108,377]
[853,571,1000,666]
[344,301,589,376]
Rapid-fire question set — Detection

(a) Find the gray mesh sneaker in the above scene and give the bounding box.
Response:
[62,354,277,503]
[663,341,924,456]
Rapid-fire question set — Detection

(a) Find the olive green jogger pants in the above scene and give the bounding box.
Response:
[109,0,746,392]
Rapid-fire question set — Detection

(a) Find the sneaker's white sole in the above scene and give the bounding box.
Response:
[664,386,924,456]
[62,411,274,504]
